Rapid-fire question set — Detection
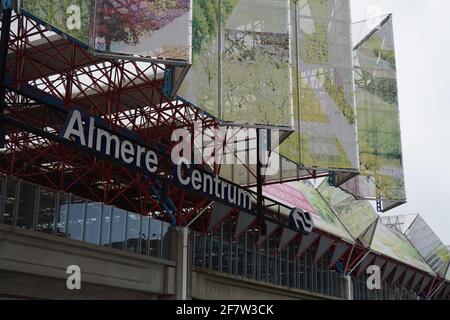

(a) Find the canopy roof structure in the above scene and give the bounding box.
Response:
[339,14,406,210]
[447,260,450,282]
[403,215,450,278]
[262,181,355,244]
[369,221,435,276]
[318,181,378,239]
[314,182,438,276]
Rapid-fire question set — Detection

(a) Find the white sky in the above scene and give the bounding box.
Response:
[351,0,450,244]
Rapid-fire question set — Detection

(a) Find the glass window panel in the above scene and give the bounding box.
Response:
[0,175,4,224]
[289,259,295,288]
[231,237,237,274]
[306,251,312,291]
[256,248,262,281]
[140,216,150,255]
[92,0,191,61]
[37,188,56,234]
[178,0,219,117]
[56,193,69,236]
[246,233,256,279]
[291,0,359,171]
[211,228,220,271]
[84,202,102,245]
[204,233,211,269]
[3,177,17,226]
[67,197,85,241]
[161,221,171,259]
[281,248,288,287]
[193,231,204,268]
[344,15,405,202]
[16,181,37,229]
[222,221,232,273]
[221,0,292,126]
[237,233,245,276]
[268,239,277,284]
[111,208,126,250]
[21,0,91,45]
[149,218,162,257]
[100,205,112,247]
[126,212,141,253]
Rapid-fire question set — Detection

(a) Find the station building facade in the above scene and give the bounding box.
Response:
[1,175,448,300]
[0,1,449,301]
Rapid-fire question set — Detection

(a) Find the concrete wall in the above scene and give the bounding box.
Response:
[0,225,340,300]
[0,224,176,299]
[192,268,342,300]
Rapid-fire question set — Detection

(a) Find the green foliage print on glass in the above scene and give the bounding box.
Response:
[323,73,356,124]
[21,0,91,45]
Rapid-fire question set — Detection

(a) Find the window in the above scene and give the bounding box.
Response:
[193,231,204,268]
[223,222,233,274]
[204,233,211,269]
[268,239,277,284]
[288,242,296,288]
[100,206,112,246]
[149,218,162,257]
[67,196,85,241]
[56,193,69,236]
[16,181,37,229]
[161,222,171,259]
[126,212,141,253]
[246,233,256,279]
[0,176,3,223]
[37,188,56,234]
[280,248,288,287]
[140,216,150,255]
[230,237,237,275]
[259,244,268,282]
[111,208,126,250]
[211,228,221,271]
[84,202,101,245]
[237,233,245,276]
[3,177,17,226]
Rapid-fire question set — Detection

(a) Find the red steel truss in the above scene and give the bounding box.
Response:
[0,12,322,226]
[0,12,218,225]
[0,12,311,228]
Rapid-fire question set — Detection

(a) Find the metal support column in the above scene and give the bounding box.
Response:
[256,128,266,236]
[0,4,12,148]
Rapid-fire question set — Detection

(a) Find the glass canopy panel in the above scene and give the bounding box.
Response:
[340,15,406,206]
[21,0,92,45]
[92,0,192,62]
[404,216,450,278]
[179,0,293,128]
[371,221,435,275]
[279,0,359,172]
[221,0,292,127]
[318,181,378,239]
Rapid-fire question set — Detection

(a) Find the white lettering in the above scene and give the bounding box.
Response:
[63,110,86,146]
[176,161,191,186]
[171,128,191,165]
[367,265,382,290]
[145,151,158,173]
[66,265,81,290]
[191,170,202,191]
[96,129,120,159]
[87,117,94,148]
[66,5,81,30]
[121,140,135,164]
[136,145,146,168]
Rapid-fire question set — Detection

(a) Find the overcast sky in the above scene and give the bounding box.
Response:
[351,0,450,244]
